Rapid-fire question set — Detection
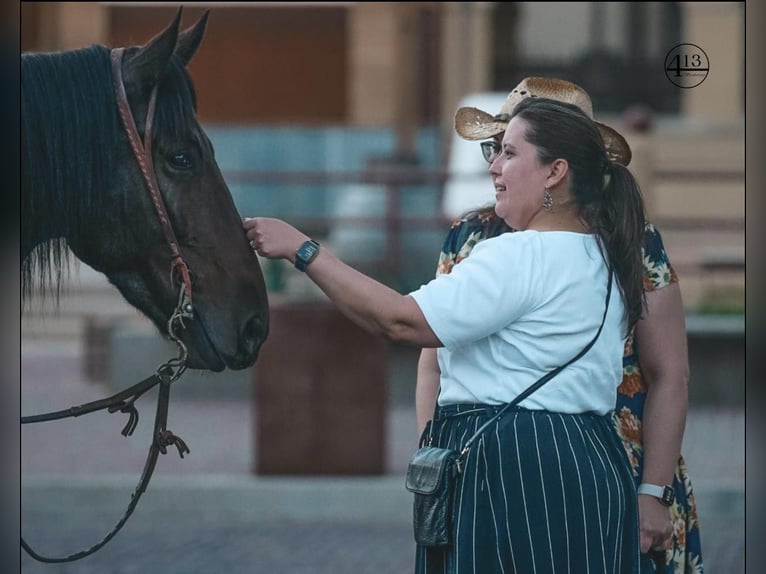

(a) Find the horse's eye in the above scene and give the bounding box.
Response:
[169,152,193,171]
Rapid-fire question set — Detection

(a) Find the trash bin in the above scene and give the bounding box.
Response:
[253,300,388,475]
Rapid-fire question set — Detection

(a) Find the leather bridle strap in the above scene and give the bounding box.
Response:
[21,367,189,562]
[110,47,193,304]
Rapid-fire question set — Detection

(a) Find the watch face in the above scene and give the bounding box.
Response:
[298,243,318,261]
[295,240,320,271]
[662,486,675,506]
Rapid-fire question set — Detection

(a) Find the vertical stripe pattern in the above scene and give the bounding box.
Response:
[415,404,640,574]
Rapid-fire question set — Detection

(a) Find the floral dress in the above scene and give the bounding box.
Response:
[433,210,704,574]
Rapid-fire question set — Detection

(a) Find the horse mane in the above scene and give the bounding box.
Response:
[21,44,199,305]
[22,45,117,304]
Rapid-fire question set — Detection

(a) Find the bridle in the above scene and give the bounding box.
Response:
[21,48,196,563]
[111,47,194,304]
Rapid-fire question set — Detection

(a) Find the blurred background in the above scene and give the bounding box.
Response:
[20,2,744,573]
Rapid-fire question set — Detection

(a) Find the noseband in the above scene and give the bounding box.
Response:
[21,48,198,563]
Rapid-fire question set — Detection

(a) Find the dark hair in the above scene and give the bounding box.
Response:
[510,97,646,332]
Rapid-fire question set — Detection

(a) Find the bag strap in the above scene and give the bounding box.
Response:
[457,268,614,460]
[437,268,614,463]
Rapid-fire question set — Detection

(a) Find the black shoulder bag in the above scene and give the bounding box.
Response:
[405,270,613,547]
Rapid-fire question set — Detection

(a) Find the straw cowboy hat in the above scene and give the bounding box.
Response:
[454,77,632,166]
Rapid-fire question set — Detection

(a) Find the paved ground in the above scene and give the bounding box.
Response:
[20,337,745,573]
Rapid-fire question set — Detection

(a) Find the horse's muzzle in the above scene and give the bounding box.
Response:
[183,309,268,371]
[227,311,269,369]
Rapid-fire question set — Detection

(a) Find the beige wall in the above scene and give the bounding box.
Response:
[22,3,108,52]
[22,2,746,127]
[681,2,743,123]
[347,3,400,127]
[347,3,423,155]
[438,3,493,149]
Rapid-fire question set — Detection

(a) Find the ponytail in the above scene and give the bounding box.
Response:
[594,163,647,333]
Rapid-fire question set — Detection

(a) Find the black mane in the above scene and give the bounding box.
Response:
[22,45,118,302]
[21,44,199,304]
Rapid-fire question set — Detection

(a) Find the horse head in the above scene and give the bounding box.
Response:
[23,8,269,371]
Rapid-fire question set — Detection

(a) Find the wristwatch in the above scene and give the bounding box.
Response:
[637,483,675,507]
[294,239,320,272]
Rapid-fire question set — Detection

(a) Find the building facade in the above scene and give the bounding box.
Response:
[21,1,744,308]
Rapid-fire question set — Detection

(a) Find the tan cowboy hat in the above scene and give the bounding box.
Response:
[454,77,632,166]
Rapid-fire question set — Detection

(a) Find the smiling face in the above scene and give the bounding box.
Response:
[488,116,553,230]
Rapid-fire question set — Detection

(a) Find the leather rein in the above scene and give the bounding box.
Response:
[21,48,196,563]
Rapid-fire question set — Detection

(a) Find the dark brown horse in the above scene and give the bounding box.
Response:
[22,9,269,370]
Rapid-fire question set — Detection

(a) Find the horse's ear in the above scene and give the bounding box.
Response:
[175,10,209,67]
[123,7,183,90]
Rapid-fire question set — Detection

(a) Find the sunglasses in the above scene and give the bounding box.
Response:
[480,140,502,163]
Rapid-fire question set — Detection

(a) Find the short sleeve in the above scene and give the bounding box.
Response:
[642,222,678,291]
[411,233,540,349]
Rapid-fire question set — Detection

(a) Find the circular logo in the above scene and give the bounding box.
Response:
[665,43,709,88]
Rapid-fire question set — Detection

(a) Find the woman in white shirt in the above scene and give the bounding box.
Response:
[244,96,647,573]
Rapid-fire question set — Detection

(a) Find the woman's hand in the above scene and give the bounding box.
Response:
[243,217,439,347]
[243,217,309,264]
[638,494,673,554]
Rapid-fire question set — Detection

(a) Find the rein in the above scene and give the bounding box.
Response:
[21,48,196,563]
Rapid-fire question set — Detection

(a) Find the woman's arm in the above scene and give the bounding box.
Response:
[416,348,440,436]
[244,217,442,347]
[634,282,689,553]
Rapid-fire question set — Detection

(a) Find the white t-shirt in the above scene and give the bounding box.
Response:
[409,230,626,415]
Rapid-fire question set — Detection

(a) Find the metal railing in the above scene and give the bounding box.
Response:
[224,167,744,285]
[225,168,452,288]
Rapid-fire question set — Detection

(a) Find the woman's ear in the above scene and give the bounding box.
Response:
[546,158,569,188]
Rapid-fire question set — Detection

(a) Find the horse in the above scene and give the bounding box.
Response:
[21,8,269,371]
[21,8,271,563]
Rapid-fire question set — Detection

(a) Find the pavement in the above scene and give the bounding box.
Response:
[19,333,745,574]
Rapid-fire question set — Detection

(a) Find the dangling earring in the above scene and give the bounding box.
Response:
[543,187,553,211]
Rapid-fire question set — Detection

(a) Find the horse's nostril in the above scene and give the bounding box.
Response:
[241,313,267,356]
[245,313,265,337]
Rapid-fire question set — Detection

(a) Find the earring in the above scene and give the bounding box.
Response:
[543,187,553,211]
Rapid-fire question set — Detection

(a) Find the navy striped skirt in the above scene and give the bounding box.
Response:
[415,404,641,574]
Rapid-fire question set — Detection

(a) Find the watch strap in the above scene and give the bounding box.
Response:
[637,483,674,506]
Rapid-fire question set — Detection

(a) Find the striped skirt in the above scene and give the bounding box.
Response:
[415,404,641,574]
